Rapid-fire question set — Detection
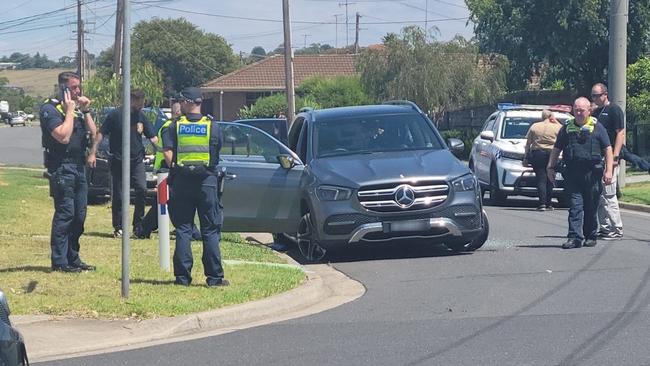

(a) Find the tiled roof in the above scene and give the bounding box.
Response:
[202,54,358,91]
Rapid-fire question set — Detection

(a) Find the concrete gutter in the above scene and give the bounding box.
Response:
[12,234,365,363]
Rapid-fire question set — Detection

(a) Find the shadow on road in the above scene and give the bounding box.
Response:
[285,241,472,265]
[516,244,562,249]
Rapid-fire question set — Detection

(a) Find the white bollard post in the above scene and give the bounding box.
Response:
[157,172,170,271]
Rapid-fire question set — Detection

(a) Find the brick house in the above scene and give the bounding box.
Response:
[201,54,357,121]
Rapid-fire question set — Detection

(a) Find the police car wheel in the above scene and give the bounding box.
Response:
[489,166,507,205]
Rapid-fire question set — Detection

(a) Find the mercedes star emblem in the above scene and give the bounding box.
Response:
[394,185,416,208]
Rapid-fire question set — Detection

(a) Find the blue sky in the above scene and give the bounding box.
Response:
[0,0,474,60]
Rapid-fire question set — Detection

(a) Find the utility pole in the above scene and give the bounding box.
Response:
[113,0,124,75]
[302,34,311,49]
[354,12,361,54]
[282,0,296,124]
[609,0,628,187]
[424,0,429,34]
[120,0,132,299]
[338,1,355,49]
[76,0,85,82]
[334,14,342,49]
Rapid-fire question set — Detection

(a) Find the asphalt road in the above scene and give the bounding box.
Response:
[0,124,43,166]
[39,200,650,366]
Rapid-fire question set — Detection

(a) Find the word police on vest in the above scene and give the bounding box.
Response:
[179,124,208,136]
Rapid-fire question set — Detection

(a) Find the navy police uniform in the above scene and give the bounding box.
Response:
[554,117,611,245]
[163,104,225,286]
[99,108,156,235]
[40,99,91,272]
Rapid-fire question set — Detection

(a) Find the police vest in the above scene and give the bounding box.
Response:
[40,99,88,168]
[154,119,172,171]
[563,117,602,164]
[176,116,212,168]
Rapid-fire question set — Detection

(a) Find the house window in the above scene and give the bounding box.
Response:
[245,91,275,107]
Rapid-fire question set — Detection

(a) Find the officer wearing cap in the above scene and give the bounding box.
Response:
[547,97,613,249]
[40,71,97,273]
[162,87,228,287]
[139,100,201,240]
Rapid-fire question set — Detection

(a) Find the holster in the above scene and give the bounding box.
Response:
[217,166,226,199]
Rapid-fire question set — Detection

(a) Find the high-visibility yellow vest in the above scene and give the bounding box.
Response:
[176,115,211,167]
[154,119,173,171]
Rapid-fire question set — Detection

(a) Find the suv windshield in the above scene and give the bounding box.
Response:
[501,117,539,139]
[315,113,443,158]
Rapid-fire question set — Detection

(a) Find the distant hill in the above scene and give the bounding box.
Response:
[0,68,77,97]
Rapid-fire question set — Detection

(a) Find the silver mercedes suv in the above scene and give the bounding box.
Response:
[218,101,489,261]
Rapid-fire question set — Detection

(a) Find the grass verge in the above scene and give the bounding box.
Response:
[0,167,304,318]
[620,181,650,205]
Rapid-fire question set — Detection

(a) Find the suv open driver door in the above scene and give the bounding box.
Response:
[218,122,303,234]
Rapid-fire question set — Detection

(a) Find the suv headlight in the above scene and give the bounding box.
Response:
[317,185,353,201]
[452,174,477,192]
[498,150,525,160]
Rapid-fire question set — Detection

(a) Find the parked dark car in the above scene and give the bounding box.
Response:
[0,289,29,366]
[86,106,161,203]
[218,101,489,261]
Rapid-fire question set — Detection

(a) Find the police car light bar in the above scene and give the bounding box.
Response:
[497,103,572,113]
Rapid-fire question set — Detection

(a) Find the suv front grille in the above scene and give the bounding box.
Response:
[357,180,449,212]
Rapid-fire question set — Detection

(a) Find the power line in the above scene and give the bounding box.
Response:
[132,3,466,25]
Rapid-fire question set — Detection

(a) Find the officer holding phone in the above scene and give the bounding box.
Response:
[39,72,97,273]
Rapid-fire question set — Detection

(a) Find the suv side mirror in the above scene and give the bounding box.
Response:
[278,154,297,170]
[480,130,495,142]
[447,138,465,155]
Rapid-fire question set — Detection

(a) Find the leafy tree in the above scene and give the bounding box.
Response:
[296,75,373,108]
[132,18,239,91]
[238,93,321,119]
[251,46,267,58]
[84,58,164,118]
[466,0,650,92]
[296,43,334,55]
[627,57,650,123]
[357,27,508,118]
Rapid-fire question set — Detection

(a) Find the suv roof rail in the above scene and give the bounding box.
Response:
[382,100,423,113]
[299,106,314,113]
[497,103,572,113]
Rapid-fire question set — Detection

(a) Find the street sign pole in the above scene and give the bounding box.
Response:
[121,0,131,298]
[157,172,170,271]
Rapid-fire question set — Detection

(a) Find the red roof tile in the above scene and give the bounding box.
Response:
[202,54,358,91]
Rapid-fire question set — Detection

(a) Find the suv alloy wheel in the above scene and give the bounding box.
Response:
[296,212,327,262]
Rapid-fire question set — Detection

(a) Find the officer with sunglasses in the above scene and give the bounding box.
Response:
[547,97,613,249]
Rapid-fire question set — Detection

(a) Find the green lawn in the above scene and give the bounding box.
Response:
[0,167,304,318]
[620,181,650,205]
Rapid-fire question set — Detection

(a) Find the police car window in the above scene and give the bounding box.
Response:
[220,125,283,163]
[501,117,538,139]
[484,117,496,132]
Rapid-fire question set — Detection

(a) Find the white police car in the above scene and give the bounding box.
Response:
[469,103,572,205]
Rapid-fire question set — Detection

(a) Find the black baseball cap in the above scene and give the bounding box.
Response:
[179,87,203,103]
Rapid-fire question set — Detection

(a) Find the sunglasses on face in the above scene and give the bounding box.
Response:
[591,93,605,98]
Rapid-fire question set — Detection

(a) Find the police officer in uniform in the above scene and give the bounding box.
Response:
[548,97,613,249]
[139,101,201,240]
[40,72,97,272]
[162,87,228,287]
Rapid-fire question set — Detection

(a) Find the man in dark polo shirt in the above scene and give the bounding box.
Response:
[93,89,157,238]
